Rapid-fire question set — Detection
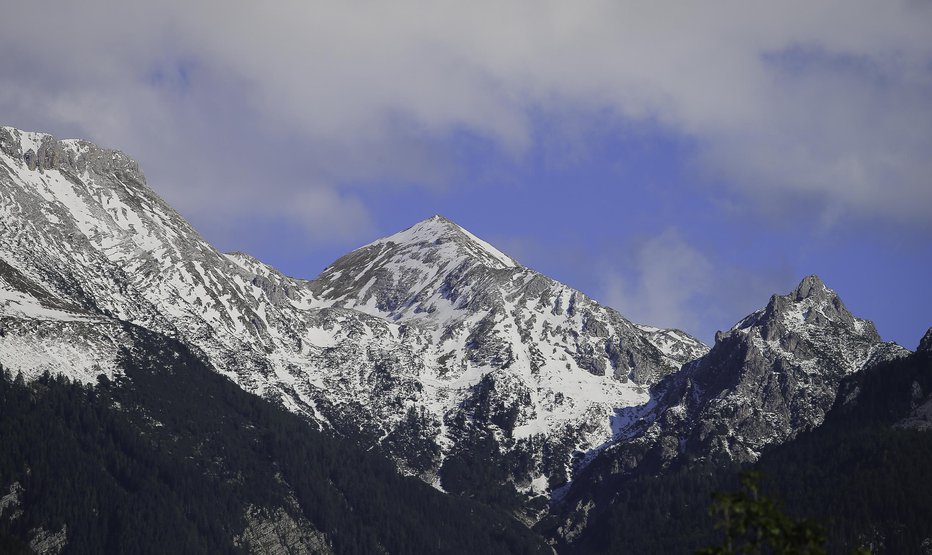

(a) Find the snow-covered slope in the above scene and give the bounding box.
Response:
[0,126,709,500]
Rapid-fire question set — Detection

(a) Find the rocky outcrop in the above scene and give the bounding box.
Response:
[0,126,145,182]
[919,327,932,353]
[0,481,23,521]
[28,525,68,555]
[551,275,900,544]
[596,275,892,472]
[895,395,932,431]
[236,505,332,555]
[0,481,67,554]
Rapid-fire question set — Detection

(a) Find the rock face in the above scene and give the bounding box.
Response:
[236,504,332,555]
[895,334,932,431]
[552,275,905,543]
[895,396,932,431]
[653,275,892,463]
[0,126,708,501]
[28,526,68,555]
[919,327,932,353]
[0,482,23,521]
[0,481,67,554]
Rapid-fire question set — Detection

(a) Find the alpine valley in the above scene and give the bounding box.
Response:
[0,126,930,554]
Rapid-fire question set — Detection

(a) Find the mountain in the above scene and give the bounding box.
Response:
[0,126,707,512]
[0,326,550,554]
[547,274,909,546]
[3,125,927,553]
[545,344,932,554]
[636,274,902,464]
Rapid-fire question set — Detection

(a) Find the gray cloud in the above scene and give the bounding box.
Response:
[2,0,930,246]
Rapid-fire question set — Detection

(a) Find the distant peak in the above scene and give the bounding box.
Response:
[376,216,463,245]
[728,273,879,342]
[367,215,518,269]
[1,124,144,181]
[412,214,461,232]
[793,274,830,301]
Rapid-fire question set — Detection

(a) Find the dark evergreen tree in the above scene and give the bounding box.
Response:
[545,350,932,554]
[0,325,549,554]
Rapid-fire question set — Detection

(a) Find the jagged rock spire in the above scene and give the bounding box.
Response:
[919,327,932,353]
[793,274,828,300]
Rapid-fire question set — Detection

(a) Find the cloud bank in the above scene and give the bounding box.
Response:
[1,2,929,341]
[2,1,930,244]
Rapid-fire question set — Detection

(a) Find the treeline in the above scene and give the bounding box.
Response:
[0,327,549,554]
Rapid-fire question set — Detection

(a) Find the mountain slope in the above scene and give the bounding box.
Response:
[0,327,550,554]
[549,275,907,544]
[3,124,928,553]
[0,125,707,506]
[547,346,932,554]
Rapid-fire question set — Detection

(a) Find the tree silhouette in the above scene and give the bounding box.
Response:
[699,471,827,555]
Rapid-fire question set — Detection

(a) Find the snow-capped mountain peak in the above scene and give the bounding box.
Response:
[729,274,877,343]
[599,274,903,472]
[1,126,711,503]
[368,215,517,270]
[310,214,521,319]
[552,274,909,539]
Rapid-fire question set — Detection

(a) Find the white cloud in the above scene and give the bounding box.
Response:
[601,229,796,340]
[603,230,714,334]
[1,0,930,239]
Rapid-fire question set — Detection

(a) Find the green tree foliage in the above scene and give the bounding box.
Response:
[699,471,825,555]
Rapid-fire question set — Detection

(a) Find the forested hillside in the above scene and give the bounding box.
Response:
[543,349,932,554]
[0,326,549,554]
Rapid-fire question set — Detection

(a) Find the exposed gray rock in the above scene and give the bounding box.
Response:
[0,482,23,521]
[236,505,332,555]
[919,327,932,353]
[24,148,37,170]
[0,127,22,158]
[861,341,912,368]
[631,275,886,465]
[28,525,67,555]
[553,275,895,542]
[0,127,145,182]
[894,391,932,431]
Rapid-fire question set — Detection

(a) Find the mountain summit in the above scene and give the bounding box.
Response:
[368,214,518,269]
[4,125,923,539]
[311,214,518,318]
[551,274,907,542]
[3,125,928,551]
[0,126,709,505]
[727,274,875,344]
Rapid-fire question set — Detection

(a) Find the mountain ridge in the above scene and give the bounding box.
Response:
[0,125,710,506]
[1,125,922,549]
[548,272,907,544]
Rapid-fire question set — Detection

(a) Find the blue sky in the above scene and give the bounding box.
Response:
[1,2,930,346]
